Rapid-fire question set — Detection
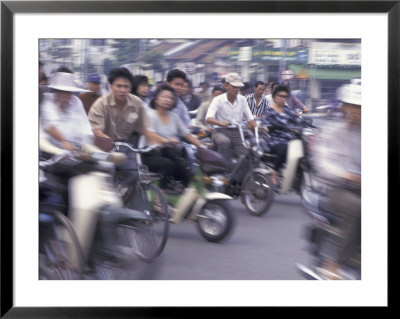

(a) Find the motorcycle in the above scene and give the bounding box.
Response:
[259,117,319,198]
[39,138,161,280]
[296,178,361,280]
[114,142,235,243]
[39,172,85,280]
[198,122,275,217]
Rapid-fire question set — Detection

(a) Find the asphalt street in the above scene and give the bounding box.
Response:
[143,192,310,280]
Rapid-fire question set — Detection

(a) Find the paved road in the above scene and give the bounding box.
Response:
[144,192,310,280]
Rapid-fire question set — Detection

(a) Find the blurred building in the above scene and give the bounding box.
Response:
[288,40,361,110]
[39,38,361,109]
[39,39,115,85]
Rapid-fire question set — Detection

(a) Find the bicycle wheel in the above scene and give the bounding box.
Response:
[124,183,170,261]
[39,211,84,280]
[89,220,154,280]
[141,183,171,260]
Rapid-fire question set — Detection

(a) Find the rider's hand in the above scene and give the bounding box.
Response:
[60,140,76,151]
[262,125,269,132]
[197,143,208,149]
[167,137,180,145]
[344,172,361,184]
[219,120,230,127]
[248,120,257,130]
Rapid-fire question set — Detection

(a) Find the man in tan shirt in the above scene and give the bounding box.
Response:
[88,67,168,188]
[88,67,167,148]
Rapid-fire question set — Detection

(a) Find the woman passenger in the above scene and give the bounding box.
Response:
[261,84,306,189]
[141,84,203,191]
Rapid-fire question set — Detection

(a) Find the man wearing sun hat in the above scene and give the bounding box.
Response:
[40,68,93,151]
[205,72,257,165]
[310,79,361,280]
[78,73,103,114]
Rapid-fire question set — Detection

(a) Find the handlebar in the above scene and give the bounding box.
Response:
[214,121,260,149]
[113,142,161,153]
[39,152,70,169]
[39,149,126,170]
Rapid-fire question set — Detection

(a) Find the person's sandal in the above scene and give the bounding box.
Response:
[315,267,344,280]
[272,182,281,193]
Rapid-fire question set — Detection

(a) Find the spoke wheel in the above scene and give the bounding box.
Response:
[89,221,154,280]
[124,183,171,261]
[197,200,234,243]
[242,172,274,216]
[39,211,84,280]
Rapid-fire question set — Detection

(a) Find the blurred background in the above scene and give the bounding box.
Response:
[39,38,361,112]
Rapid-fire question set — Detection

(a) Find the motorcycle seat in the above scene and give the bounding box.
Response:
[200,163,228,175]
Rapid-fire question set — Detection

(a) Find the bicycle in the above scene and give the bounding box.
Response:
[113,142,171,262]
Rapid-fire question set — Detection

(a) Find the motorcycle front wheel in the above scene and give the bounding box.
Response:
[196,199,234,243]
[242,171,274,216]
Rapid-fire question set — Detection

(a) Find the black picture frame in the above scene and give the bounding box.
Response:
[1,1,395,317]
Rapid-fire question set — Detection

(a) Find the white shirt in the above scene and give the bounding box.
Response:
[206,93,254,124]
[40,93,94,148]
[266,94,273,105]
[311,120,361,187]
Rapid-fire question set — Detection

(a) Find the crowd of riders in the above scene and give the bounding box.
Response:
[39,61,361,280]
[39,63,311,189]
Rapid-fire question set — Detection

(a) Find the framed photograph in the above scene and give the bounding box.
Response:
[1,0,395,317]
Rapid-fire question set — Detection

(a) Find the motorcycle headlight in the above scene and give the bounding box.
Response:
[211,175,225,188]
[251,146,264,159]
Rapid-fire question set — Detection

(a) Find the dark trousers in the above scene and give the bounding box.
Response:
[212,128,247,164]
[329,187,361,265]
[142,146,191,189]
[115,146,139,186]
[270,142,288,171]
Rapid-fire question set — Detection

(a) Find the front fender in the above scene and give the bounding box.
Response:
[281,139,304,194]
[188,193,232,221]
[242,167,271,188]
[250,166,271,177]
[204,192,233,201]
[241,168,271,203]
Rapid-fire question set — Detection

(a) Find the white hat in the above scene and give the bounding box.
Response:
[48,72,89,92]
[225,72,244,87]
[337,82,361,106]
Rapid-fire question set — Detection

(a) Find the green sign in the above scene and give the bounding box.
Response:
[230,47,305,62]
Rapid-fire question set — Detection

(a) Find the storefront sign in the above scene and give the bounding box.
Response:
[296,69,309,79]
[308,42,361,66]
[281,69,295,80]
[230,47,307,63]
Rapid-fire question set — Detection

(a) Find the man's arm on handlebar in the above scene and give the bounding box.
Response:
[40,136,68,155]
[44,126,76,151]
[93,128,112,140]
[247,119,257,130]
[206,117,229,127]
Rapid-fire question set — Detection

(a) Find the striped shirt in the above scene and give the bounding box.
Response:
[245,93,271,119]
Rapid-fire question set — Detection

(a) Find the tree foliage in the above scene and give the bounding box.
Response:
[142,50,164,71]
[111,39,141,66]
[103,58,117,75]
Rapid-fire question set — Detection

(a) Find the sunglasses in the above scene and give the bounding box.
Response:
[276,94,289,99]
